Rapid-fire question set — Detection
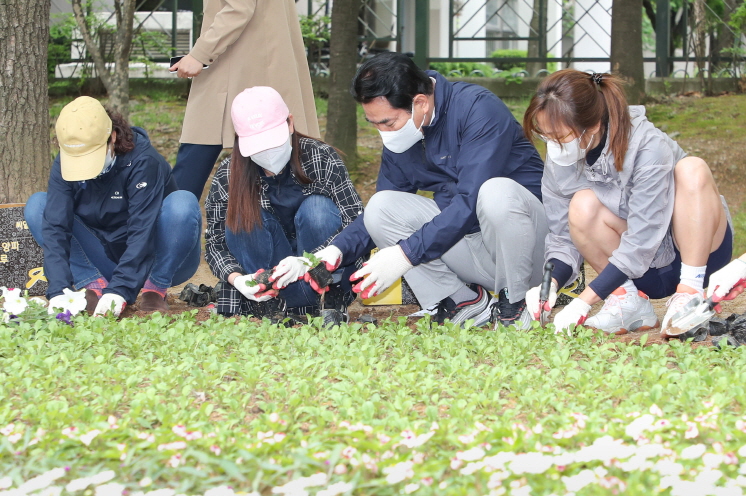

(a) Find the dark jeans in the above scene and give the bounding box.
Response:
[25,190,201,291]
[225,194,353,308]
[172,143,223,200]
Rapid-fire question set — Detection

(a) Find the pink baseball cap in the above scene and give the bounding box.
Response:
[231,87,290,157]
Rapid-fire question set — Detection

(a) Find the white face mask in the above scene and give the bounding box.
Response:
[545,131,594,167]
[378,103,426,154]
[251,135,292,174]
[97,146,116,177]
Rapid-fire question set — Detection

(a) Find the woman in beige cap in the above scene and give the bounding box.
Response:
[25,97,201,317]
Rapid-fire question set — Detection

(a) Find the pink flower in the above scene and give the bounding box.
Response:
[333,464,347,475]
[167,453,182,468]
[61,427,78,438]
[1,424,15,436]
[210,445,222,456]
[421,477,433,486]
[341,446,357,459]
[8,433,22,444]
[107,416,119,429]
[137,432,155,443]
[377,433,391,444]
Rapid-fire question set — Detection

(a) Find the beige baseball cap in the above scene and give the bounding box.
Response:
[56,97,113,181]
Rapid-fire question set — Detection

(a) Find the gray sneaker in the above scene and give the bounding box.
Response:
[433,284,493,327]
[584,289,659,335]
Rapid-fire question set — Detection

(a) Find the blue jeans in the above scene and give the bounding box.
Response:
[25,190,202,291]
[226,194,351,308]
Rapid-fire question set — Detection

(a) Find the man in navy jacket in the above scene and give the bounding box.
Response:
[25,97,202,317]
[310,53,549,329]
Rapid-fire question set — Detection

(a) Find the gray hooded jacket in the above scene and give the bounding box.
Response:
[543,105,690,285]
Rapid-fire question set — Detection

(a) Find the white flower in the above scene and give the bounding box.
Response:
[65,471,115,492]
[316,482,353,496]
[681,444,708,460]
[18,468,66,494]
[95,483,125,496]
[2,287,27,315]
[456,447,486,462]
[0,477,12,489]
[562,469,597,492]
[625,414,655,440]
[204,487,235,496]
[383,461,414,484]
[510,452,554,474]
[37,487,63,496]
[80,429,101,446]
[48,288,87,316]
[704,453,725,468]
[654,459,684,476]
[404,484,419,494]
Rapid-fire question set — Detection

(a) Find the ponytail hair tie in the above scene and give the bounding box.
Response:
[591,73,603,86]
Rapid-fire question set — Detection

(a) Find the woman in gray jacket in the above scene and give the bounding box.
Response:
[522,70,732,335]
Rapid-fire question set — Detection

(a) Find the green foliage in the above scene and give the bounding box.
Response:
[429,62,497,77]
[48,14,77,78]
[491,49,558,73]
[3,310,746,494]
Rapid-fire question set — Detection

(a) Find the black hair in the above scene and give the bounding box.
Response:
[350,52,434,110]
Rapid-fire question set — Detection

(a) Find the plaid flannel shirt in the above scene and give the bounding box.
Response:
[205,137,364,316]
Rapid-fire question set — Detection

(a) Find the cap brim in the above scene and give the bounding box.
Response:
[238,121,289,157]
[60,144,108,181]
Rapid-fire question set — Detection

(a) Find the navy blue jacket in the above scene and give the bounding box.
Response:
[332,71,544,266]
[42,127,177,303]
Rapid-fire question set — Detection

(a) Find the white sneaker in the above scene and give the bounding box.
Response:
[585,289,659,335]
[661,291,702,334]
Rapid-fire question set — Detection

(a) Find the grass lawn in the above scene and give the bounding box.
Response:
[11,91,746,495]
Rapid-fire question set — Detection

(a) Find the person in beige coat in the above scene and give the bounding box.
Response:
[170,0,320,200]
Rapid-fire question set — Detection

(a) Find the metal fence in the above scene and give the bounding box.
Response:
[50,0,745,80]
[430,0,744,78]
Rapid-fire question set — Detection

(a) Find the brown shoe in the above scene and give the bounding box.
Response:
[140,291,169,313]
[85,289,100,315]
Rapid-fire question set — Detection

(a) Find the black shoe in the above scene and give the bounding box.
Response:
[491,288,532,330]
[433,284,492,327]
[179,283,212,307]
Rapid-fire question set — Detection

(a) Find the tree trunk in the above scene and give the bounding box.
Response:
[611,0,645,104]
[0,0,51,204]
[325,0,359,166]
[526,0,546,77]
[71,0,136,119]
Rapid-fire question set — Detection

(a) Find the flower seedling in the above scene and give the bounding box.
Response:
[246,269,272,289]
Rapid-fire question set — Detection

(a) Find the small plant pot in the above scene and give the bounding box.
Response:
[253,270,272,289]
[307,264,333,289]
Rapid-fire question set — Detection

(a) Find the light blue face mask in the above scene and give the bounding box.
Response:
[97,147,117,177]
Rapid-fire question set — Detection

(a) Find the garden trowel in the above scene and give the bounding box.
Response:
[662,293,717,339]
[539,262,555,326]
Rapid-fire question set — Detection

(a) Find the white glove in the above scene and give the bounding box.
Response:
[271,256,311,289]
[552,297,591,335]
[93,293,127,317]
[706,258,746,302]
[233,271,277,302]
[351,245,413,299]
[315,245,343,272]
[47,288,87,316]
[525,281,558,320]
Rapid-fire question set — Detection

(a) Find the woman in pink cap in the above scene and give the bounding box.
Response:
[205,87,364,320]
